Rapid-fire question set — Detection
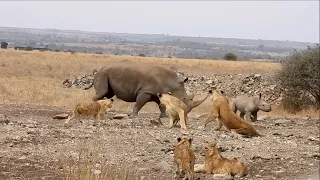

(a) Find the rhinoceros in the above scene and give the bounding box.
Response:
[230,93,271,122]
[85,61,210,124]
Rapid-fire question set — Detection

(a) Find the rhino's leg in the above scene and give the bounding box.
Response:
[128,93,152,118]
[92,73,110,101]
[239,112,245,119]
[244,111,252,121]
[252,111,258,122]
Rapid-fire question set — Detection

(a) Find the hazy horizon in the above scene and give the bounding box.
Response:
[0,1,319,43]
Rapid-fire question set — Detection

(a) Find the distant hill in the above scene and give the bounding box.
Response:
[0,26,317,61]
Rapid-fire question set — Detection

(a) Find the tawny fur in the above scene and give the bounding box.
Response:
[64,98,114,125]
[194,140,248,177]
[173,137,196,180]
[200,88,263,137]
[157,92,189,130]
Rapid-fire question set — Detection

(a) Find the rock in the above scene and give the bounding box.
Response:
[254,73,262,81]
[274,119,291,126]
[52,113,69,120]
[113,114,129,120]
[257,115,269,121]
[153,160,171,172]
[19,156,26,160]
[308,136,318,142]
[0,114,10,124]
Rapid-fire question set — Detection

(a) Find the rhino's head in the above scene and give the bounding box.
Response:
[172,77,212,113]
[257,93,271,112]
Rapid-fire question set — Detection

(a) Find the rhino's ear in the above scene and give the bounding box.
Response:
[167,92,172,95]
[110,98,114,102]
[157,93,162,97]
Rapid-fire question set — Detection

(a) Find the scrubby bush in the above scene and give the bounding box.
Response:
[1,42,8,49]
[224,53,237,61]
[277,45,320,112]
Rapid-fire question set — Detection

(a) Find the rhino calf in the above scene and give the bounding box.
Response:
[230,93,271,122]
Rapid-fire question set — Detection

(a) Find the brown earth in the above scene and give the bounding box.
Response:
[0,102,319,180]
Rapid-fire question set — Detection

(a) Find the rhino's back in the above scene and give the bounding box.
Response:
[100,62,180,98]
[233,95,255,111]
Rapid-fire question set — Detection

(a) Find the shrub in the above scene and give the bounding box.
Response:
[277,45,320,112]
[1,42,8,49]
[224,53,237,61]
[138,53,146,57]
[25,46,33,51]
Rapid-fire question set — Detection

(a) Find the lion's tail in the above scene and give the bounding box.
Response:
[242,120,264,137]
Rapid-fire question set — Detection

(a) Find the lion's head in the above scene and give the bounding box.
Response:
[99,98,114,110]
[176,137,193,148]
[203,140,220,156]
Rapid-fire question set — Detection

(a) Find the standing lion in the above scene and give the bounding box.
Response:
[64,98,114,126]
[157,92,189,130]
[173,137,196,180]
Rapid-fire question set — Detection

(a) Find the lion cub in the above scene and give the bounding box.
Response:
[64,98,114,126]
[200,87,263,137]
[173,137,196,180]
[194,140,248,177]
[157,92,189,130]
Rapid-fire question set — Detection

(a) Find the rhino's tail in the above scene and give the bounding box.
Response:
[83,82,93,90]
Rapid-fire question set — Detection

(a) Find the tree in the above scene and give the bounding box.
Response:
[224,53,237,61]
[1,42,8,49]
[277,46,320,112]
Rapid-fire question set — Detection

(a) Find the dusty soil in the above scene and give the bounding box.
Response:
[0,102,319,180]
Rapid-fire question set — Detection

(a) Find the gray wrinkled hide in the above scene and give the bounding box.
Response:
[230,93,271,122]
[90,61,209,123]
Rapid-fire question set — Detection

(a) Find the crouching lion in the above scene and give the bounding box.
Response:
[199,87,263,137]
[64,98,114,126]
[173,137,196,180]
[194,140,248,178]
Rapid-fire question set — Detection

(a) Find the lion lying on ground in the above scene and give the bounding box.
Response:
[157,92,190,130]
[194,140,248,177]
[64,98,114,126]
[173,137,196,180]
[199,87,263,137]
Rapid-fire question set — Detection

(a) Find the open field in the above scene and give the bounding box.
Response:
[0,49,319,179]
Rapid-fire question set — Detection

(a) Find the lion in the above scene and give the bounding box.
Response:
[157,92,189,130]
[64,98,114,126]
[194,140,248,177]
[173,137,196,180]
[199,87,263,137]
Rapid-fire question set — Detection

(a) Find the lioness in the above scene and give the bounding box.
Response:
[157,92,189,130]
[173,137,196,180]
[200,87,263,137]
[194,140,248,177]
[64,98,114,126]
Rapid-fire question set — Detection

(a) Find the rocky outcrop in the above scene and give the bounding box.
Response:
[62,69,283,104]
[62,69,97,89]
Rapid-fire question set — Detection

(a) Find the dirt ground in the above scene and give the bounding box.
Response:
[0,102,319,180]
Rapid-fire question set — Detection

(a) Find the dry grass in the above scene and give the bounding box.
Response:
[1,49,317,118]
[58,126,139,180]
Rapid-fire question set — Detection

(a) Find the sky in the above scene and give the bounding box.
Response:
[0,1,319,43]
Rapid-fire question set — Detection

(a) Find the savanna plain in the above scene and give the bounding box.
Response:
[0,49,319,180]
